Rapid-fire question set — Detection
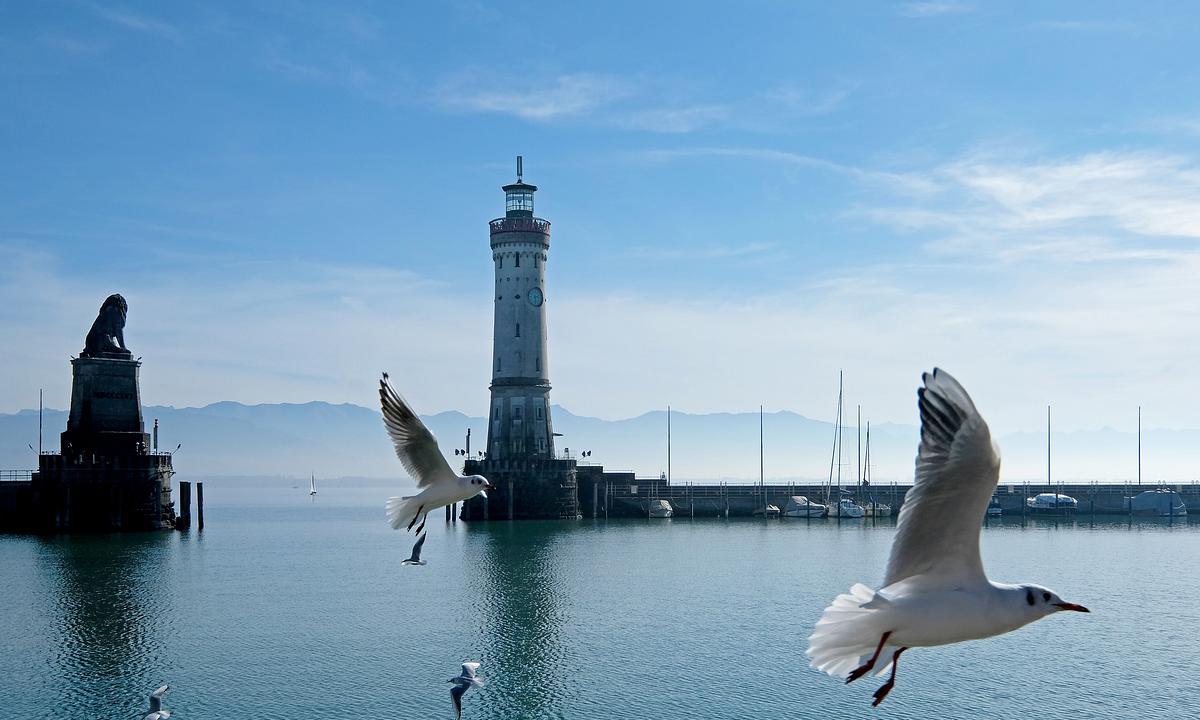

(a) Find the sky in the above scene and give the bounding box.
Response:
[4,1,1200,443]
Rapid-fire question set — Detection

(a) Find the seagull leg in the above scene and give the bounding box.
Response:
[415,511,428,536]
[847,631,892,684]
[871,647,907,707]
[406,505,424,531]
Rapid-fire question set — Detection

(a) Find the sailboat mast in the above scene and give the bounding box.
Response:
[1137,405,1141,487]
[836,371,843,494]
[759,405,765,513]
[667,404,672,485]
[857,404,862,486]
[1047,404,1052,495]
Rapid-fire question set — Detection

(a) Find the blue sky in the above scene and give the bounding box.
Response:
[4,1,1200,442]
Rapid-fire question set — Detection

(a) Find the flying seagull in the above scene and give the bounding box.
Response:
[142,684,170,720]
[402,532,428,565]
[807,369,1089,706]
[380,373,495,535]
[448,661,486,719]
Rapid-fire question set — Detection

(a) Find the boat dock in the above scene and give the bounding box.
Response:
[577,478,1200,518]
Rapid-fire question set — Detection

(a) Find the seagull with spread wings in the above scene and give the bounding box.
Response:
[807,368,1089,706]
[401,532,428,566]
[379,373,494,535]
[142,684,170,720]
[448,661,486,719]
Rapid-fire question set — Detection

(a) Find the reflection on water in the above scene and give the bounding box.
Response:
[1,482,1197,720]
[39,532,173,717]
[468,522,572,720]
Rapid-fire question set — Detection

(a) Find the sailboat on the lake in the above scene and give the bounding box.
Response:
[1025,404,1077,516]
[309,473,317,497]
[860,419,891,517]
[825,372,864,519]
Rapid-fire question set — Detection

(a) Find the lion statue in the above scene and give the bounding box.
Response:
[82,293,132,357]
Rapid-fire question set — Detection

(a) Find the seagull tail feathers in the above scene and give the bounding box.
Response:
[386,495,421,530]
[807,583,896,679]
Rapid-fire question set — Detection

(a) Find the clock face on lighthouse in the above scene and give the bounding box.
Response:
[527,287,544,307]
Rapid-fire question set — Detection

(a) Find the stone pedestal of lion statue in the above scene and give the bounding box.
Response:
[29,293,177,532]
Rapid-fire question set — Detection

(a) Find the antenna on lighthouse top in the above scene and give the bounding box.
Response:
[517,155,523,183]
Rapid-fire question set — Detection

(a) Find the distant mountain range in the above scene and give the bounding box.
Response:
[2,402,1196,483]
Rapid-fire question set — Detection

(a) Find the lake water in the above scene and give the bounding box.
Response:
[1,479,1197,719]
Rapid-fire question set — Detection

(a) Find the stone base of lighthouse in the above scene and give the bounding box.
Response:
[461,458,580,520]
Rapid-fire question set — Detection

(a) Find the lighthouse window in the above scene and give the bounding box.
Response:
[535,357,541,372]
[533,255,538,267]
[496,357,501,372]
[515,323,520,337]
[497,256,503,268]
[515,254,520,267]
[493,407,500,420]
[506,189,534,212]
[535,406,542,419]
[514,407,523,420]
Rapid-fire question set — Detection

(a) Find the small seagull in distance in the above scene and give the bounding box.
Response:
[448,661,485,719]
[402,532,428,565]
[807,368,1089,706]
[142,684,170,720]
[379,373,494,535]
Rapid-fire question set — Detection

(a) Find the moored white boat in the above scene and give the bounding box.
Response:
[986,494,1002,517]
[1126,489,1187,517]
[862,501,891,517]
[1025,492,1077,515]
[829,497,865,519]
[784,495,827,518]
[648,499,673,518]
[752,503,781,517]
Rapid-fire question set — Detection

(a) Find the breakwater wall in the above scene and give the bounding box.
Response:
[577,478,1200,518]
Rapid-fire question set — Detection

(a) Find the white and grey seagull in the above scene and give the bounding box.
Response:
[807,368,1089,706]
[448,661,486,719]
[380,373,495,535]
[142,684,170,720]
[401,531,428,565]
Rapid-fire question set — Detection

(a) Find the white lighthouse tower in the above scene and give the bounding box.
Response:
[485,156,556,460]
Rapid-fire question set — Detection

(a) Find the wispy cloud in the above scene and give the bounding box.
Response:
[618,105,731,133]
[762,82,858,117]
[897,2,972,18]
[435,71,632,120]
[89,3,180,41]
[864,151,1200,256]
[639,146,938,195]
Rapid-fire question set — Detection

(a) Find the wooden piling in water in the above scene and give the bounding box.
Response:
[178,480,191,530]
[445,504,452,523]
[196,481,204,530]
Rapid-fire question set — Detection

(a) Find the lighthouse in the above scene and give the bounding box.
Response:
[485,156,556,460]
[463,157,579,521]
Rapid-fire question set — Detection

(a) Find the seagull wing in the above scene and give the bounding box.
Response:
[409,532,427,562]
[379,374,455,489]
[883,368,1000,588]
[450,682,467,719]
[460,662,480,679]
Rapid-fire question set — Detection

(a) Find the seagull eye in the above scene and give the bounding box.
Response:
[1042,591,1051,602]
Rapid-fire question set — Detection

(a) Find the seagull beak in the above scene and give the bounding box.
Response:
[1054,602,1090,613]
[483,481,497,492]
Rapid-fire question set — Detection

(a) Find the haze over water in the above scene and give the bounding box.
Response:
[1,480,1196,719]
